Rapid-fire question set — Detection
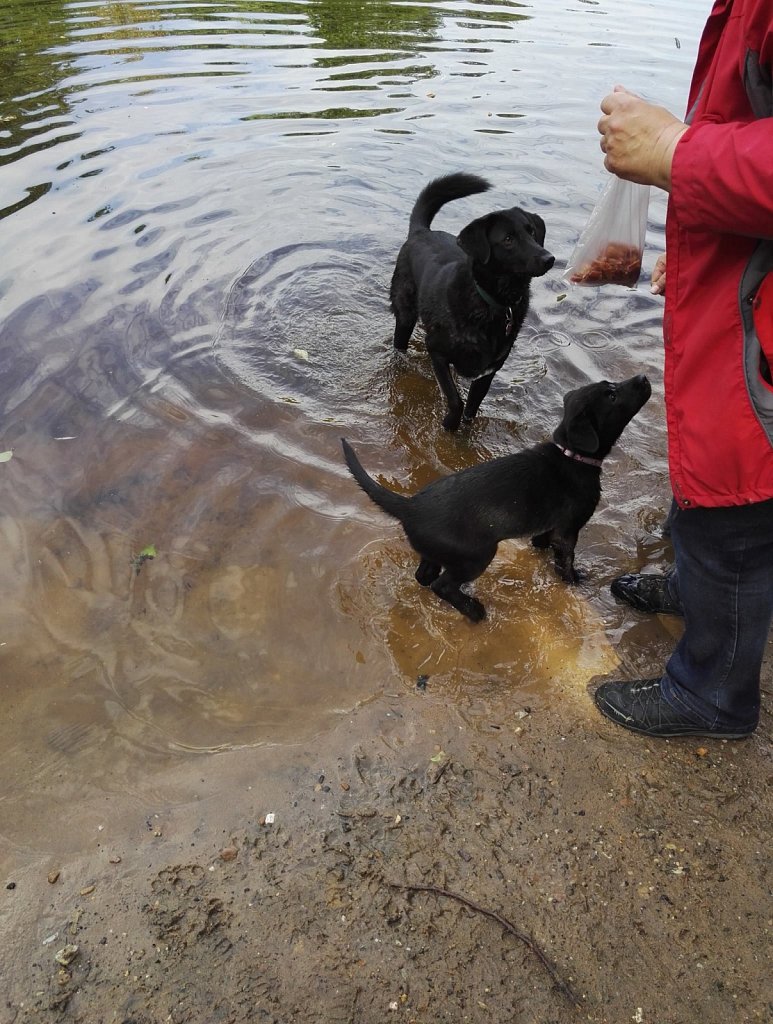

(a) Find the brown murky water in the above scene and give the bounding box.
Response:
[0,0,705,861]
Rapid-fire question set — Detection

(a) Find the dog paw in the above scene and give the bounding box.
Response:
[462,596,486,623]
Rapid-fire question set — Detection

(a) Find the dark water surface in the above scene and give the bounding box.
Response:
[1,0,704,855]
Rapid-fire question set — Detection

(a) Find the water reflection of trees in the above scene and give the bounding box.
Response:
[305,0,442,50]
[0,0,72,150]
[0,0,532,206]
[304,0,528,50]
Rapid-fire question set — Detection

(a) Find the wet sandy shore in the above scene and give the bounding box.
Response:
[3,650,771,1024]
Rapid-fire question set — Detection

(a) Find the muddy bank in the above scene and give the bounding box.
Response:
[3,665,771,1024]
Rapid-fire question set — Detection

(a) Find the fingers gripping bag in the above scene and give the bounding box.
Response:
[564,176,650,288]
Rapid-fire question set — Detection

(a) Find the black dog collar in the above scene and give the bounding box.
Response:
[474,281,507,311]
[474,282,525,337]
[554,443,603,468]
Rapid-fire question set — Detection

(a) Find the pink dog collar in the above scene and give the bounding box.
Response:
[554,443,603,468]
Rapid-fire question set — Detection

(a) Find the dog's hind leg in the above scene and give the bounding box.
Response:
[415,558,441,586]
[390,258,417,351]
[429,350,464,431]
[430,571,486,622]
[393,308,417,351]
[463,370,497,423]
[427,548,495,621]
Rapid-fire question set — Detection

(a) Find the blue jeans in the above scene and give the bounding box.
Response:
[660,497,773,732]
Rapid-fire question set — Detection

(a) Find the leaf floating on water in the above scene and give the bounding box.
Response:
[429,751,447,764]
[292,348,309,361]
[0,450,13,463]
[131,544,157,576]
[556,293,567,302]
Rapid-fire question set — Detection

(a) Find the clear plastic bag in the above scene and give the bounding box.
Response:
[564,176,650,288]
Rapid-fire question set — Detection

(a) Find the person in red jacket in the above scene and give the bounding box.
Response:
[591,0,773,738]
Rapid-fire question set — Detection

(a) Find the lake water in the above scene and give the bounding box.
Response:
[0,0,706,857]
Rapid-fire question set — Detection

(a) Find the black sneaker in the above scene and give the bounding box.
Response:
[610,572,683,616]
[593,679,755,739]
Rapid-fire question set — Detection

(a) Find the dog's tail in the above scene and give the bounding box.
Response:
[408,172,491,234]
[341,439,409,522]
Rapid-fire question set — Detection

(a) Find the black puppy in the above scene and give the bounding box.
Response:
[342,374,651,622]
[390,172,554,431]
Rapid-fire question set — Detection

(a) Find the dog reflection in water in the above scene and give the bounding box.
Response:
[342,375,651,622]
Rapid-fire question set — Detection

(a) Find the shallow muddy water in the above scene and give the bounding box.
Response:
[0,0,706,858]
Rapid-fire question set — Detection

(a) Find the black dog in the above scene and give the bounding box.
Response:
[342,375,651,621]
[389,172,555,431]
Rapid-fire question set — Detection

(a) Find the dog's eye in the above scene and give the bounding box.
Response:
[607,389,617,403]
[524,224,535,237]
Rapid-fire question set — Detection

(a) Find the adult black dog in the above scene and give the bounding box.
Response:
[390,172,555,431]
[342,374,651,622]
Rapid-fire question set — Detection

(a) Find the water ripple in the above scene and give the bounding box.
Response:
[0,0,708,838]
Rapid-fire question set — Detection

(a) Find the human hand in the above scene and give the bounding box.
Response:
[598,86,687,191]
[651,252,667,295]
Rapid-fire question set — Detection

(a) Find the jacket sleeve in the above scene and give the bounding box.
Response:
[669,120,773,238]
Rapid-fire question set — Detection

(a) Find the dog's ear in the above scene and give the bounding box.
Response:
[562,391,600,452]
[457,215,492,264]
[528,213,546,245]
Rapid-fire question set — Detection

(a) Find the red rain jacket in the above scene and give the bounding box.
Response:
[665,0,773,508]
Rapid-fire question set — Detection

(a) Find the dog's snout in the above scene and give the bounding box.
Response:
[531,251,555,277]
[630,374,652,405]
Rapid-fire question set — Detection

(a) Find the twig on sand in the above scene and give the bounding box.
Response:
[386,881,582,1010]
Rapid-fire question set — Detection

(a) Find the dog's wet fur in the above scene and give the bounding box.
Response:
[342,375,651,621]
[390,172,555,431]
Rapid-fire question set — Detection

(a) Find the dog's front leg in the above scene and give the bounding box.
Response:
[429,352,464,431]
[551,531,581,584]
[463,371,496,423]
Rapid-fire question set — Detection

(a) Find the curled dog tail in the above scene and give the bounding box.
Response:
[341,439,409,522]
[408,172,491,234]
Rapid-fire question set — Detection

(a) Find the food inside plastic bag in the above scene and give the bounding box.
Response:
[565,176,650,288]
[571,242,643,287]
